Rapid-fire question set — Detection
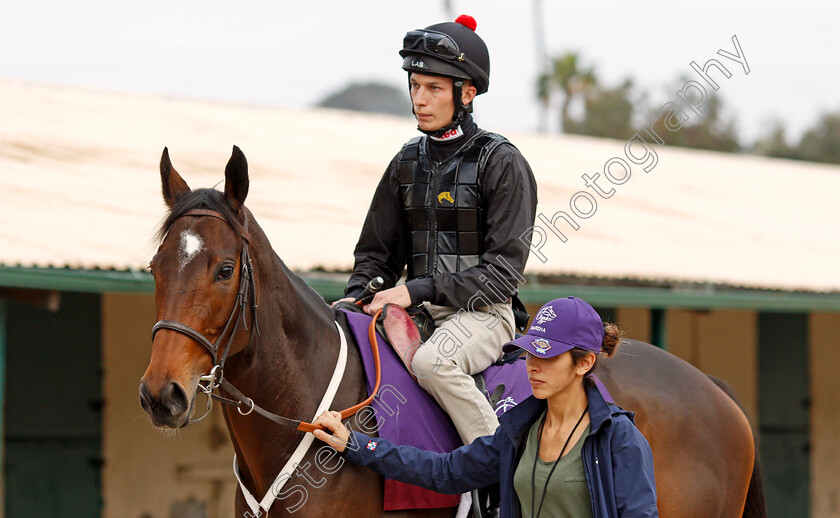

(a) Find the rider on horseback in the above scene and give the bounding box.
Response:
[336,14,538,447]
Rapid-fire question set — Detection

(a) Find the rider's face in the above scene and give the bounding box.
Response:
[409,73,455,132]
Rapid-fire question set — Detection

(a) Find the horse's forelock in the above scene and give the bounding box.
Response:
[155,188,240,244]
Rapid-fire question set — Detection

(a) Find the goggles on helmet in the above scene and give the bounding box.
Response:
[403,30,467,62]
[402,29,488,85]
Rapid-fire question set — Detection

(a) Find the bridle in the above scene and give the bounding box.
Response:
[151,208,259,422]
[150,208,382,432]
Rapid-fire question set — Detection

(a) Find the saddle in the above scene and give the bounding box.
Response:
[376,303,432,381]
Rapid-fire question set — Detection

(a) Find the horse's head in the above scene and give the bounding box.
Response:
[140,146,254,428]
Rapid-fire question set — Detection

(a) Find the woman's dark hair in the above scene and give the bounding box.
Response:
[570,322,623,377]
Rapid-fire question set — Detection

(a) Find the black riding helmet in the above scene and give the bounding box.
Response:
[400,15,491,137]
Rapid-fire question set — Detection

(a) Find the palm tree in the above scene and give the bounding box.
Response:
[532,0,548,132]
[537,53,597,133]
[442,0,454,19]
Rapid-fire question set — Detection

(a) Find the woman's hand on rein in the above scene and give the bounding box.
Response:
[312,410,351,453]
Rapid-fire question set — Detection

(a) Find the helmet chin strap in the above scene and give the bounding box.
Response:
[412,79,473,139]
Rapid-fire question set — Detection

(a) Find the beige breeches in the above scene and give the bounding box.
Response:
[410,302,515,444]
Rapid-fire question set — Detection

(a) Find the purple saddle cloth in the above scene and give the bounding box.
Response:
[341,310,533,510]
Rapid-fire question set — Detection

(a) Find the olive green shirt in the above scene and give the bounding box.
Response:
[513,410,593,518]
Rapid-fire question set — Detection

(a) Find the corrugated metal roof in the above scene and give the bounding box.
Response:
[2,79,838,293]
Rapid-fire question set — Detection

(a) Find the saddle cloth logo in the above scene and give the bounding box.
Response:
[494,396,517,415]
[534,306,557,325]
[531,338,552,355]
[437,191,455,204]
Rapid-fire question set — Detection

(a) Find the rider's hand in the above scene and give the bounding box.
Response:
[364,285,411,315]
[312,410,350,452]
[331,297,355,307]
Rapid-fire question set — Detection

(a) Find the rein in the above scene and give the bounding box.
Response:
[150,208,382,432]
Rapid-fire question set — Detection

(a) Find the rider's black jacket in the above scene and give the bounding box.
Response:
[345,117,538,309]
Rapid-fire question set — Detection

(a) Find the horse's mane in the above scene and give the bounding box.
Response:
[156,188,240,243]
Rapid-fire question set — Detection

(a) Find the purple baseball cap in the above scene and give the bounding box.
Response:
[502,297,605,358]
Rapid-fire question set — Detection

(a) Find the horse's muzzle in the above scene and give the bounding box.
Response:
[139,380,191,428]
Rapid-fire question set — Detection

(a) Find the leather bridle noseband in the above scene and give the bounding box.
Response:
[149,207,383,432]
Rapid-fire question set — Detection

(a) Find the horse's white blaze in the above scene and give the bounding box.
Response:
[178,230,204,271]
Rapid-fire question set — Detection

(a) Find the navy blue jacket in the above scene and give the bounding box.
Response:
[344,383,658,518]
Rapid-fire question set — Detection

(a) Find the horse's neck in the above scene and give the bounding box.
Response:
[221,228,339,497]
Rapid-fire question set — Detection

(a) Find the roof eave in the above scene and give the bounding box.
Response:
[1,267,839,312]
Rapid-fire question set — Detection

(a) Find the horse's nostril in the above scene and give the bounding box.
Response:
[139,383,153,413]
[161,382,189,417]
[160,382,174,406]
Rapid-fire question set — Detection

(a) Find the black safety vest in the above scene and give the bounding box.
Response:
[396,131,509,280]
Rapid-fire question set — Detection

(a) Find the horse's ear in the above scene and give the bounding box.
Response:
[160,147,191,209]
[224,145,249,212]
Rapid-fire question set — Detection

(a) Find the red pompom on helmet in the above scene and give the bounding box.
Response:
[455,14,477,31]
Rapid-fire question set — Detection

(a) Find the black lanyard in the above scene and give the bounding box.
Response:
[530,406,589,518]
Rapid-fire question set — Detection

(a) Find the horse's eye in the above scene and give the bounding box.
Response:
[218,265,235,280]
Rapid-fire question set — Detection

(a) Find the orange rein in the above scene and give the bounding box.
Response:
[295,307,382,433]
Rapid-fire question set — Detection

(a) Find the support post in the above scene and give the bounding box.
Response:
[650,307,667,349]
[0,297,6,512]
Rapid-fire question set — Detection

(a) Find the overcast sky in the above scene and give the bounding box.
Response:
[2,1,837,143]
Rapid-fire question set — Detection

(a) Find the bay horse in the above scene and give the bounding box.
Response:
[139,146,765,517]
